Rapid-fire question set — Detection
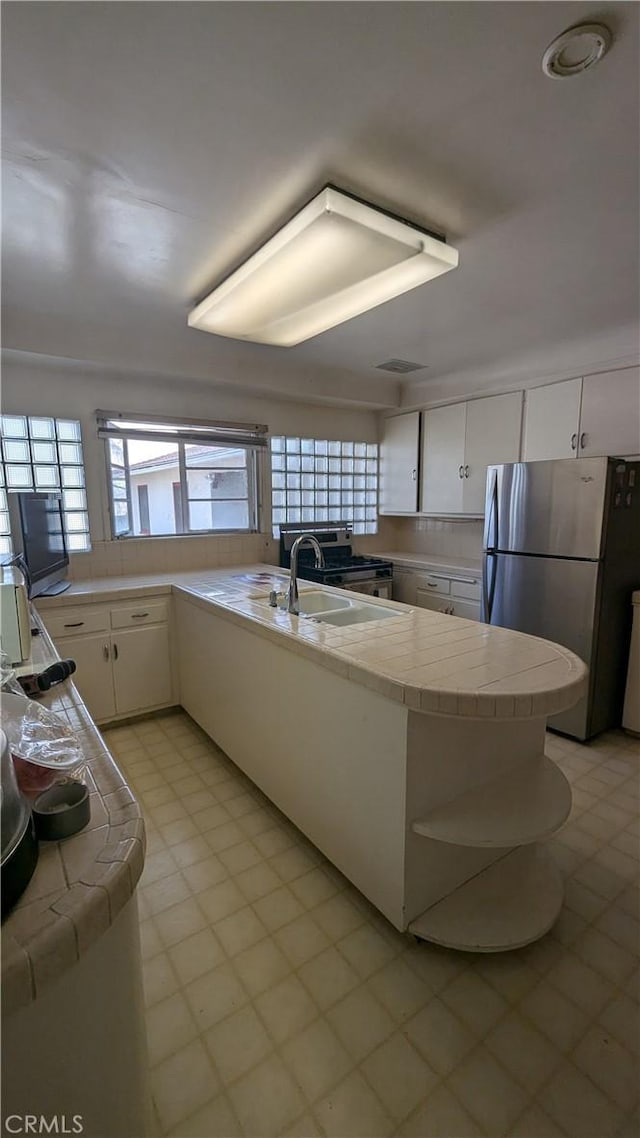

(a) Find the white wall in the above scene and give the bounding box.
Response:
[1,352,397,577]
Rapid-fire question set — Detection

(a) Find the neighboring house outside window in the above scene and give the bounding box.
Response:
[98,412,267,538]
[0,415,90,555]
[270,436,378,536]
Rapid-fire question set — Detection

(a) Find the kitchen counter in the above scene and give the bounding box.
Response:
[375,550,483,577]
[36,565,587,952]
[2,612,145,1015]
[38,566,586,721]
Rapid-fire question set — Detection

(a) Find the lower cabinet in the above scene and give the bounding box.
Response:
[57,630,117,723]
[111,625,173,718]
[392,565,481,621]
[44,597,174,723]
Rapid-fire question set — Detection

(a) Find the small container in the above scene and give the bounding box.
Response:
[32,781,90,841]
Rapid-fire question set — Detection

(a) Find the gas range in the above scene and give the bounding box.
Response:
[279,523,393,598]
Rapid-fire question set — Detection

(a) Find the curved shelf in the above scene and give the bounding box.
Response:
[409,845,563,953]
[411,754,571,848]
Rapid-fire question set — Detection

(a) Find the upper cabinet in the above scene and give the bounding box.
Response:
[379,411,420,514]
[522,377,582,461]
[421,392,522,516]
[523,368,640,462]
[379,366,638,518]
[578,368,640,459]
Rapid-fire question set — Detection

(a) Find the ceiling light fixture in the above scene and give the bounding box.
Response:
[188,186,458,347]
[542,23,612,79]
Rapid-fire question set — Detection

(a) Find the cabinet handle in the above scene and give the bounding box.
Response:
[64,621,84,628]
[113,643,119,661]
[464,465,469,478]
[426,582,438,588]
[458,465,464,478]
[103,643,109,661]
[411,468,417,481]
[580,432,587,450]
[130,612,150,619]
[571,433,577,450]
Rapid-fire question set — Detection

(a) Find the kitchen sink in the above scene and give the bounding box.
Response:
[252,589,352,615]
[312,602,402,626]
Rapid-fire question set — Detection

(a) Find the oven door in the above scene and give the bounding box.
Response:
[340,579,393,600]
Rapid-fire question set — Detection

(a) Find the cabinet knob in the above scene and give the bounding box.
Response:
[571,433,577,450]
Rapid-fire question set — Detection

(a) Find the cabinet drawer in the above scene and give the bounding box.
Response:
[416,574,450,595]
[450,578,481,601]
[110,599,169,629]
[45,606,110,639]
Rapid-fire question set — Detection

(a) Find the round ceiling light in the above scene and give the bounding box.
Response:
[542,23,612,79]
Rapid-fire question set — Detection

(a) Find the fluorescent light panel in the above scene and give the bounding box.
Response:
[188,187,458,346]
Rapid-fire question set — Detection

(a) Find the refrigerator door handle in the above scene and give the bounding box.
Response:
[482,552,498,623]
[484,466,499,552]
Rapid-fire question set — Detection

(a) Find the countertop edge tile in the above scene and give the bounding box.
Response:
[2,611,145,1014]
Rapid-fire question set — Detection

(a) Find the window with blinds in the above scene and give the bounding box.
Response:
[97,412,267,537]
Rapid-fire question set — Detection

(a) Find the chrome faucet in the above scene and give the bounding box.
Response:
[287,535,325,615]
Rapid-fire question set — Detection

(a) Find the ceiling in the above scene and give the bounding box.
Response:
[2,2,639,409]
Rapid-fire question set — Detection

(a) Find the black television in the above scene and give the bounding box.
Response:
[8,492,70,597]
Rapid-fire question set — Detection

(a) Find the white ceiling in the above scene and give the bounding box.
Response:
[2,2,638,409]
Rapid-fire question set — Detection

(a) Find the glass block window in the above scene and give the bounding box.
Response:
[0,416,90,553]
[271,437,378,536]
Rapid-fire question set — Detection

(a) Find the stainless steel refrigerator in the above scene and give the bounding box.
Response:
[482,457,640,740]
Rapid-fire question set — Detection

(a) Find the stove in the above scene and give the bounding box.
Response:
[279,522,393,598]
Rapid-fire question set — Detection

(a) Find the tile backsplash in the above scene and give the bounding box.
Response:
[393,517,484,562]
[67,518,401,581]
[67,534,278,580]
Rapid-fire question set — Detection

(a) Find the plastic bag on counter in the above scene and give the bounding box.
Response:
[0,654,85,797]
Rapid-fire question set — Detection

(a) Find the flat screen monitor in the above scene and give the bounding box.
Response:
[8,492,70,597]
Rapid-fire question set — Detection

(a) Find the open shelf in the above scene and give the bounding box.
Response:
[409,845,563,952]
[411,754,571,848]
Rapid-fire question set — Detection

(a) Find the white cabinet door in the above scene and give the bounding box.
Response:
[379,412,420,513]
[391,567,417,606]
[60,632,116,723]
[522,377,582,461]
[463,392,523,513]
[579,367,640,458]
[421,402,466,514]
[112,624,173,717]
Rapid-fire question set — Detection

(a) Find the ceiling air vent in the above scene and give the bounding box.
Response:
[375,359,428,374]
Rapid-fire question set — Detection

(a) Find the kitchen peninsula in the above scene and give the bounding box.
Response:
[35,565,586,954]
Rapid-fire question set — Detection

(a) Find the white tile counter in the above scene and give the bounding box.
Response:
[2,613,145,1013]
[34,565,589,952]
[374,550,483,577]
[37,565,586,722]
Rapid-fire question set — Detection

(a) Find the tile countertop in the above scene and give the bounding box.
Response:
[1,612,145,1015]
[375,551,483,577]
[37,564,587,722]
